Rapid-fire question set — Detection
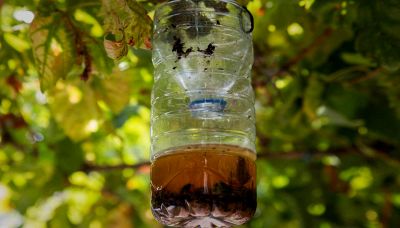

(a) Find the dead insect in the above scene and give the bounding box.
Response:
[198,43,216,56]
[172,36,194,60]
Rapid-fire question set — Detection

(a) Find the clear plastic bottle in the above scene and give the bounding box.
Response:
[150,1,256,227]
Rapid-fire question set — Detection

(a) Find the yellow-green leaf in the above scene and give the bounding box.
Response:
[48,82,101,141]
[101,0,152,59]
[303,76,324,121]
[74,9,103,37]
[29,14,78,91]
[94,72,132,114]
[103,33,128,60]
[4,33,31,52]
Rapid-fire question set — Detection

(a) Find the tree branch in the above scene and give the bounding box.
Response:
[253,28,334,88]
[257,147,356,160]
[349,67,383,84]
[82,161,151,173]
[258,145,400,165]
[381,189,393,228]
[279,27,334,74]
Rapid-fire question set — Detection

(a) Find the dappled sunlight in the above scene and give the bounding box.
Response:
[13,10,35,24]
[287,23,304,37]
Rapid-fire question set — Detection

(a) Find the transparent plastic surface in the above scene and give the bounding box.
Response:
[152,0,255,154]
[151,1,256,226]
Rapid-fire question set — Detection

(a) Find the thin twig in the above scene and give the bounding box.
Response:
[324,65,370,83]
[381,189,393,228]
[349,67,383,84]
[257,147,356,160]
[82,161,151,172]
[257,145,400,165]
[253,28,334,88]
[276,27,334,77]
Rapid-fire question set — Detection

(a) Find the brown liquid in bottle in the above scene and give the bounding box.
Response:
[151,144,257,227]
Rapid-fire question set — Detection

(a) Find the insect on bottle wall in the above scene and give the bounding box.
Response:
[150,0,257,227]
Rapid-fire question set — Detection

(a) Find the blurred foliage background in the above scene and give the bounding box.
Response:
[1,0,400,227]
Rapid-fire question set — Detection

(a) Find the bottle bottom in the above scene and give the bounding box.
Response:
[151,185,256,227]
[150,144,257,227]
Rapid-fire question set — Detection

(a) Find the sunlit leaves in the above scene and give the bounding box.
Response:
[66,187,101,225]
[340,166,373,191]
[93,74,131,114]
[117,109,151,162]
[102,0,152,60]
[74,9,103,37]
[29,13,79,91]
[47,71,131,141]
[23,187,101,227]
[28,1,116,90]
[1,0,400,227]
[3,33,30,52]
[48,82,101,141]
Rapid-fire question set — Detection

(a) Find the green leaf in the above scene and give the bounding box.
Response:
[13,186,43,213]
[112,105,139,128]
[355,2,400,72]
[48,81,101,141]
[378,74,400,119]
[307,28,354,68]
[317,106,362,128]
[3,33,31,52]
[86,37,115,74]
[236,0,251,6]
[341,53,374,66]
[29,13,78,91]
[325,84,369,119]
[303,76,324,121]
[47,204,72,228]
[361,96,400,143]
[74,9,103,37]
[55,138,84,175]
[101,0,152,59]
[93,72,132,114]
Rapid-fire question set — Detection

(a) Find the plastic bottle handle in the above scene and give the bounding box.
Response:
[240,6,254,33]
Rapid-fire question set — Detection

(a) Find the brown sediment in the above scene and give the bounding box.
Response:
[151,144,257,227]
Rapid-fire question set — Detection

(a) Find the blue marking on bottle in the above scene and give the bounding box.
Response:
[189,98,227,113]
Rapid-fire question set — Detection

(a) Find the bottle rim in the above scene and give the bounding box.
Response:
[156,0,243,12]
[154,0,254,33]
